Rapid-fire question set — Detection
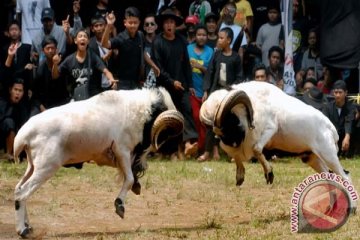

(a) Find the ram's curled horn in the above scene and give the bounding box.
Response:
[214,89,255,135]
[151,110,184,151]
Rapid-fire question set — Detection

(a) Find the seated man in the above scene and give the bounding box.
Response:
[0,78,29,161]
[322,80,357,157]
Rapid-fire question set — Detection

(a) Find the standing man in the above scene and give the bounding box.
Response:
[16,0,50,45]
[152,9,199,158]
[323,80,357,157]
[32,2,83,64]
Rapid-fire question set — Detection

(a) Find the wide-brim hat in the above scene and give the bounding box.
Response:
[302,87,327,110]
[157,9,183,27]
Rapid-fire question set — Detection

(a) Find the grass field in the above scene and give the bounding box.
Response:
[0,157,359,239]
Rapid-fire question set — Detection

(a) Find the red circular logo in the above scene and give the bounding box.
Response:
[299,181,350,232]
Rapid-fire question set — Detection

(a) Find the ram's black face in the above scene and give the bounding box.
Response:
[155,126,182,155]
[218,113,245,148]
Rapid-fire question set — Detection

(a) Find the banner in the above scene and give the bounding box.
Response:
[281,0,296,95]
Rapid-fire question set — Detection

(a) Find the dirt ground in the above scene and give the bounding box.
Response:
[0,164,249,240]
[1,160,359,240]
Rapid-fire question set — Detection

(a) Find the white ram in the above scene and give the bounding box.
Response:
[200,81,351,187]
[13,88,184,238]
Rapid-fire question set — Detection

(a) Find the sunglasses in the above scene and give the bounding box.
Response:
[145,22,156,27]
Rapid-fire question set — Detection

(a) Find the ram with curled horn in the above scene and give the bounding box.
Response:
[200,81,354,193]
[12,87,183,238]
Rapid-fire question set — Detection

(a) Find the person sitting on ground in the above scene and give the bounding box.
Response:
[322,80,357,157]
[252,63,267,82]
[299,86,327,112]
[0,78,29,162]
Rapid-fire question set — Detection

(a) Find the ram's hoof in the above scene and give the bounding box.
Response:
[18,225,32,239]
[114,198,125,219]
[265,171,274,184]
[131,181,141,195]
[236,177,244,186]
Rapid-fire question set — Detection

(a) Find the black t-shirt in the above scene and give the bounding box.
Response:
[32,60,69,109]
[59,50,106,97]
[204,50,242,93]
[151,33,192,92]
[110,30,143,89]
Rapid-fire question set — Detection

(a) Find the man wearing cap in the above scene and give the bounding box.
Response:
[31,1,83,64]
[152,9,199,158]
[323,80,357,157]
[16,0,50,45]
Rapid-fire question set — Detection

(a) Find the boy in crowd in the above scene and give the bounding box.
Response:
[89,13,115,91]
[267,46,284,90]
[323,80,357,157]
[32,3,83,64]
[204,12,219,49]
[202,27,243,161]
[102,7,159,90]
[203,27,243,97]
[187,25,213,160]
[31,36,69,116]
[152,9,199,158]
[52,29,118,99]
[253,63,267,82]
[1,21,33,96]
[0,78,28,162]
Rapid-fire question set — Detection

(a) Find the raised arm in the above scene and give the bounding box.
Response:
[101,12,116,49]
[51,53,62,79]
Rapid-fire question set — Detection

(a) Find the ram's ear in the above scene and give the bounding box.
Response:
[214,90,255,136]
[199,100,214,128]
[216,112,246,148]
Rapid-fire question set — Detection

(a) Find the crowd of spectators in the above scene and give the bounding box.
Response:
[0,0,359,162]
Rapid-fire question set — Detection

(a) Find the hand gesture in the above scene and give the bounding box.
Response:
[109,79,119,90]
[202,91,208,102]
[190,59,202,70]
[8,43,19,57]
[189,87,196,96]
[102,50,112,62]
[173,80,184,91]
[62,15,70,34]
[152,65,160,77]
[73,0,80,14]
[106,11,116,25]
[53,52,62,65]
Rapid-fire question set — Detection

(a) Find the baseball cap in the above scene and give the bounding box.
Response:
[41,8,55,21]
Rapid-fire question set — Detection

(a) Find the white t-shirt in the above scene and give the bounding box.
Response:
[16,0,51,44]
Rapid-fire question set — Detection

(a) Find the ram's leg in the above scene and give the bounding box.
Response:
[254,152,274,184]
[252,127,277,184]
[234,156,245,186]
[15,158,61,238]
[113,147,134,219]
